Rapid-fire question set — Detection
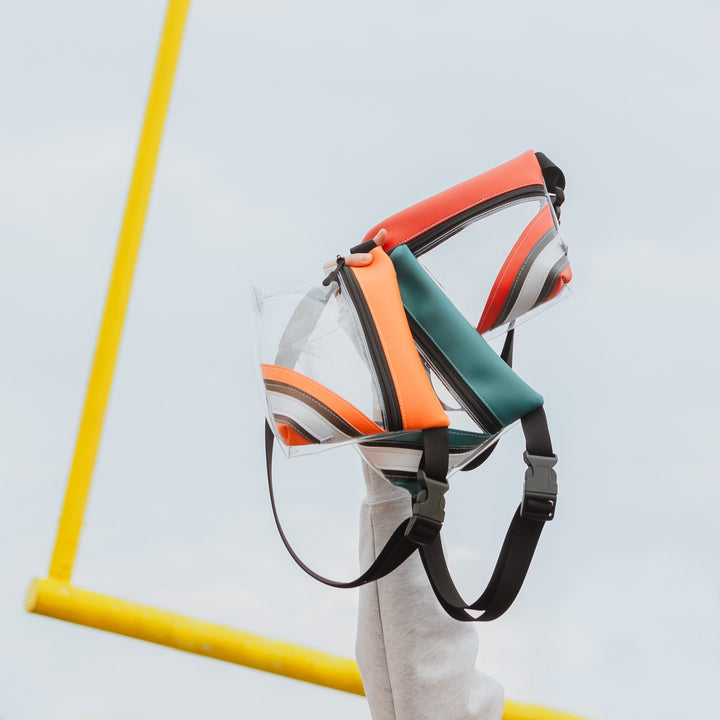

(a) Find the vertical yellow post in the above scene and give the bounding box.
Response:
[49,0,192,581]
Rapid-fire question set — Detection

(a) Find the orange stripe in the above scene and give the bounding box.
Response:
[545,265,573,302]
[363,151,544,252]
[261,364,383,436]
[351,249,449,430]
[274,423,313,446]
[477,204,555,334]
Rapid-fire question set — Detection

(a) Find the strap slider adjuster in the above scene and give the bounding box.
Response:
[404,470,448,545]
[521,451,558,522]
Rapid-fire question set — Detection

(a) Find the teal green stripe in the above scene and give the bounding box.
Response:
[390,245,543,427]
[363,428,491,449]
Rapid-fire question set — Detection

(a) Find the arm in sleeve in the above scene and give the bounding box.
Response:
[355,463,505,720]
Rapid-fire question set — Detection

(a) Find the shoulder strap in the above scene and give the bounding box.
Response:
[477,202,571,334]
[419,407,557,621]
[362,150,547,255]
[265,407,557,622]
[534,151,566,218]
[264,422,449,588]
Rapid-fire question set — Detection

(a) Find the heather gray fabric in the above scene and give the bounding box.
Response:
[356,464,505,720]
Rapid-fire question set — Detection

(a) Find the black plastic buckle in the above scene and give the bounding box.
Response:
[521,451,558,521]
[404,470,448,545]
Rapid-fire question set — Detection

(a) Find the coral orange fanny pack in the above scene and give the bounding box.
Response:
[255,150,569,621]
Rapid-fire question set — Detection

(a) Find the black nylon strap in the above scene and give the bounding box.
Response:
[500,326,515,367]
[521,405,554,455]
[420,507,545,621]
[534,152,566,218]
[265,422,419,588]
[349,238,380,255]
[419,406,555,621]
[461,327,515,473]
[420,426,449,481]
[264,404,555,620]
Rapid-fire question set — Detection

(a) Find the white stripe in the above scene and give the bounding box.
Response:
[357,445,422,474]
[266,390,343,444]
[504,237,566,325]
[358,444,482,475]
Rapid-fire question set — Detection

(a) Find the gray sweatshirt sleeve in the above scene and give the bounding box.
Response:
[355,463,505,720]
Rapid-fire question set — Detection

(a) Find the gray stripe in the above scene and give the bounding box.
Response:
[274,286,334,369]
[265,378,361,438]
[495,227,557,327]
[533,255,570,308]
[272,414,322,444]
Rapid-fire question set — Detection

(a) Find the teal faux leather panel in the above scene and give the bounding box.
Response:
[390,245,544,428]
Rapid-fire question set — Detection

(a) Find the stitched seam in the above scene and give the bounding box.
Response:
[534,255,570,307]
[448,429,493,442]
[265,379,380,436]
[364,447,422,461]
[372,318,408,428]
[265,373,377,430]
[350,263,409,429]
[484,207,548,325]
[353,261,411,428]
[495,226,557,327]
[405,307,503,425]
[406,182,542,243]
[272,414,322,443]
[267,384,359,436]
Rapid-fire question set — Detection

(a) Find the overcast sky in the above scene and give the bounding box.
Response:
[1,2,719,719]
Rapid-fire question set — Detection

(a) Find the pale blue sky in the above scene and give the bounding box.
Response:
[1,2,719,718]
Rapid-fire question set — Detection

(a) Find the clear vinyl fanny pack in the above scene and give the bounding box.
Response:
[253,150,569,622]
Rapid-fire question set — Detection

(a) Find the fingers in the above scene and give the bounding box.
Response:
[345,228,388,267]
[323,228,388,269]
[344,253,373,267]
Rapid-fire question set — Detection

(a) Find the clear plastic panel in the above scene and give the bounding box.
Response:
[252,274,500,472]
[252,277,387,457]
[416,194,570,339]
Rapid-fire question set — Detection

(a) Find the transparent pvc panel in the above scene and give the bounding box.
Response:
[415,194,571,339]
[251,274,499,473]
[252,278,387,457]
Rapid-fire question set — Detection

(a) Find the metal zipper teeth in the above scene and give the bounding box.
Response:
[406,185,546,256]
[337,266,403,431]
[406,314,503,435]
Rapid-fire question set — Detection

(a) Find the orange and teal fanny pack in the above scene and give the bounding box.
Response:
[254,150,569,621]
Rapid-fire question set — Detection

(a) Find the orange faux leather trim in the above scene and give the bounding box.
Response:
[275,423,313,446]
[350,248,450,430]
[363,150,544,252]
[477,204,555,334]
[262,364,383,436]
[545,265,573,302]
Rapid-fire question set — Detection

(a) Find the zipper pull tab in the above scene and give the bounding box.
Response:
[322,255,345,287]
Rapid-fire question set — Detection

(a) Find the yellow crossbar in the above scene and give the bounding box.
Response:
[26,578,364,695]
[26,3,592,719]
[26,578,590,720]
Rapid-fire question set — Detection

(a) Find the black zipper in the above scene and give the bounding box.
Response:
[406,185,546,256]
[336,265,403,431]
[405,314,503,435]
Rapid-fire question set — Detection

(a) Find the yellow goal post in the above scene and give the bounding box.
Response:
[25,3,591,718]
